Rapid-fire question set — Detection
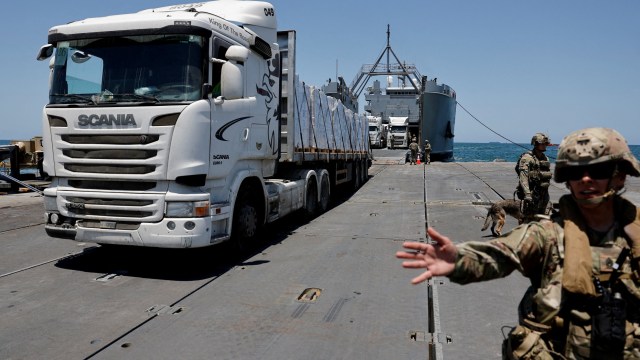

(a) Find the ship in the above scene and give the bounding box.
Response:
[350,25,456,161]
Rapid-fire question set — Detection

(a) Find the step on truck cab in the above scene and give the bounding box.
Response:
[37,1,369,249]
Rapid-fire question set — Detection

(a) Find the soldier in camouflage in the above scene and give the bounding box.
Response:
[516,133,553,222]
[409,137,419,165]
[397,127,640,359]
[424,140,432,164]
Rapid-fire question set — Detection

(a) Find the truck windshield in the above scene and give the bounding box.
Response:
[391,126,406,132]
[49,34,207,105]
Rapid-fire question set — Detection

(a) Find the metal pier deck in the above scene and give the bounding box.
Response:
[2,152,639,359]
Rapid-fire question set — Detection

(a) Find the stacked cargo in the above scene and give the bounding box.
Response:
[290,77,368,159]
[293,78,312,152]
[311,87,331,151]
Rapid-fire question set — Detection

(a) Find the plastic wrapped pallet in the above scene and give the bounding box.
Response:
[344,108,355,153]
[351,111,362,153]
[326,96,339,151]
[311,87,331,151]
[358,114,367,153]
[332,102,347,152]
[352,113,361,153]
[293,78,312,152]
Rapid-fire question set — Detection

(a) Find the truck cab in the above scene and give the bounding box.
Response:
[36,1,369,249]
[388,116,409,149]
[367,116,384,148]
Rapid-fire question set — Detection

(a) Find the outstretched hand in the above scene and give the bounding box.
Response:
[395,227,458,284]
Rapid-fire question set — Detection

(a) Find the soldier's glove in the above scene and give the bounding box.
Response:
[523,196,533,213]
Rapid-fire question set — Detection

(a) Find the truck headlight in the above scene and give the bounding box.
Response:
[165,201,210,218]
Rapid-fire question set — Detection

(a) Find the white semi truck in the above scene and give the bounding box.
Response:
[366,116,384,149]
[36,1,369,249]
[388,116,409,149]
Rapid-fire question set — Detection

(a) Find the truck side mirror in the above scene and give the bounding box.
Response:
[37,44,54,61]
[219,45,249,100]
[220,61,243,100]
[225,45,249,62]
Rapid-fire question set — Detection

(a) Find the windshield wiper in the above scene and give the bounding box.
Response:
[114,93,160,103]
[51,93,96,104]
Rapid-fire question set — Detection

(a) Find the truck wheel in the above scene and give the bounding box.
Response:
[318,173,330,213]
[353,164,361,190]
[232,192,259,251]
[302,178,318,218]
[360,160,368,184]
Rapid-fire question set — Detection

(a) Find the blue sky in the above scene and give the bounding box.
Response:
[2,1,639,144]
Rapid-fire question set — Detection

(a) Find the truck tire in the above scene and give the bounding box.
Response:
[360,160,368,184]
[302,177,318,218]
[318,172,330,213]
[232,191,259,251]
[353,163,361,190]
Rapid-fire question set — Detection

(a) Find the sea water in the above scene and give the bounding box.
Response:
[2,139,640,163]
[455,142,640,163]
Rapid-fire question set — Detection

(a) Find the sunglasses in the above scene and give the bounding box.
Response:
[565,162,617,181]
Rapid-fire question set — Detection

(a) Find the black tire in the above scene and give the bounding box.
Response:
[360,160,368,184]
[232,191,259,251]
[353,163,361,190]
[302,178,318,218]
[318,173,331,214]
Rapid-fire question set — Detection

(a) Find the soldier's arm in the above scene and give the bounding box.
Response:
[448,223,546,284]
[518,154,533,196]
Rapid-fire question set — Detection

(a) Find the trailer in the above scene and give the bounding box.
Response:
[36,1,369,249]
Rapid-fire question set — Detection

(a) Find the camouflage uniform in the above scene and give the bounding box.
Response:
[409,139,419,165]
[517,133,553,221]
[451,195,640,359]
[424,140,432,164]
[450,128,640,359]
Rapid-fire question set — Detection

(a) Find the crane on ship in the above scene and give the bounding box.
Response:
[349,25,423,98]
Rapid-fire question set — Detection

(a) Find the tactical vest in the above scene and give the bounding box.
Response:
[516,151,552,189]
[516,195,640,358]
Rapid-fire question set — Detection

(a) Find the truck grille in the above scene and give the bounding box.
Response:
[64,163,155,174]
[61,134,160,145]
[68,179,156,191]
[63,149,157,159]
[60,192,162,222]
[58,134,162,176]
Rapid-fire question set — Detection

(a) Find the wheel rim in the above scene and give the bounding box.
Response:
[237,204,257,239]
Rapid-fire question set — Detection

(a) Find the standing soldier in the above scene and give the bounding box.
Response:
[424,140,432,164]
[408,137,419,165]
[397,127,640,359]
[516,133,553,221]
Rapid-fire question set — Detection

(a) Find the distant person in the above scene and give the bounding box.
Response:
[397,127,640,359]
[408,138,419,165]
[424,140,431,164]
[516,133,553,222]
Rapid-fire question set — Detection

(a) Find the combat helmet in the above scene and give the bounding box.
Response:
[554,127,640,183]
[531,133,551,146]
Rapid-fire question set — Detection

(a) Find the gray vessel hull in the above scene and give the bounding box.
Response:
[422,91,456,161]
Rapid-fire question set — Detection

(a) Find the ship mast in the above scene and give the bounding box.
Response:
[349,25,422,98]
